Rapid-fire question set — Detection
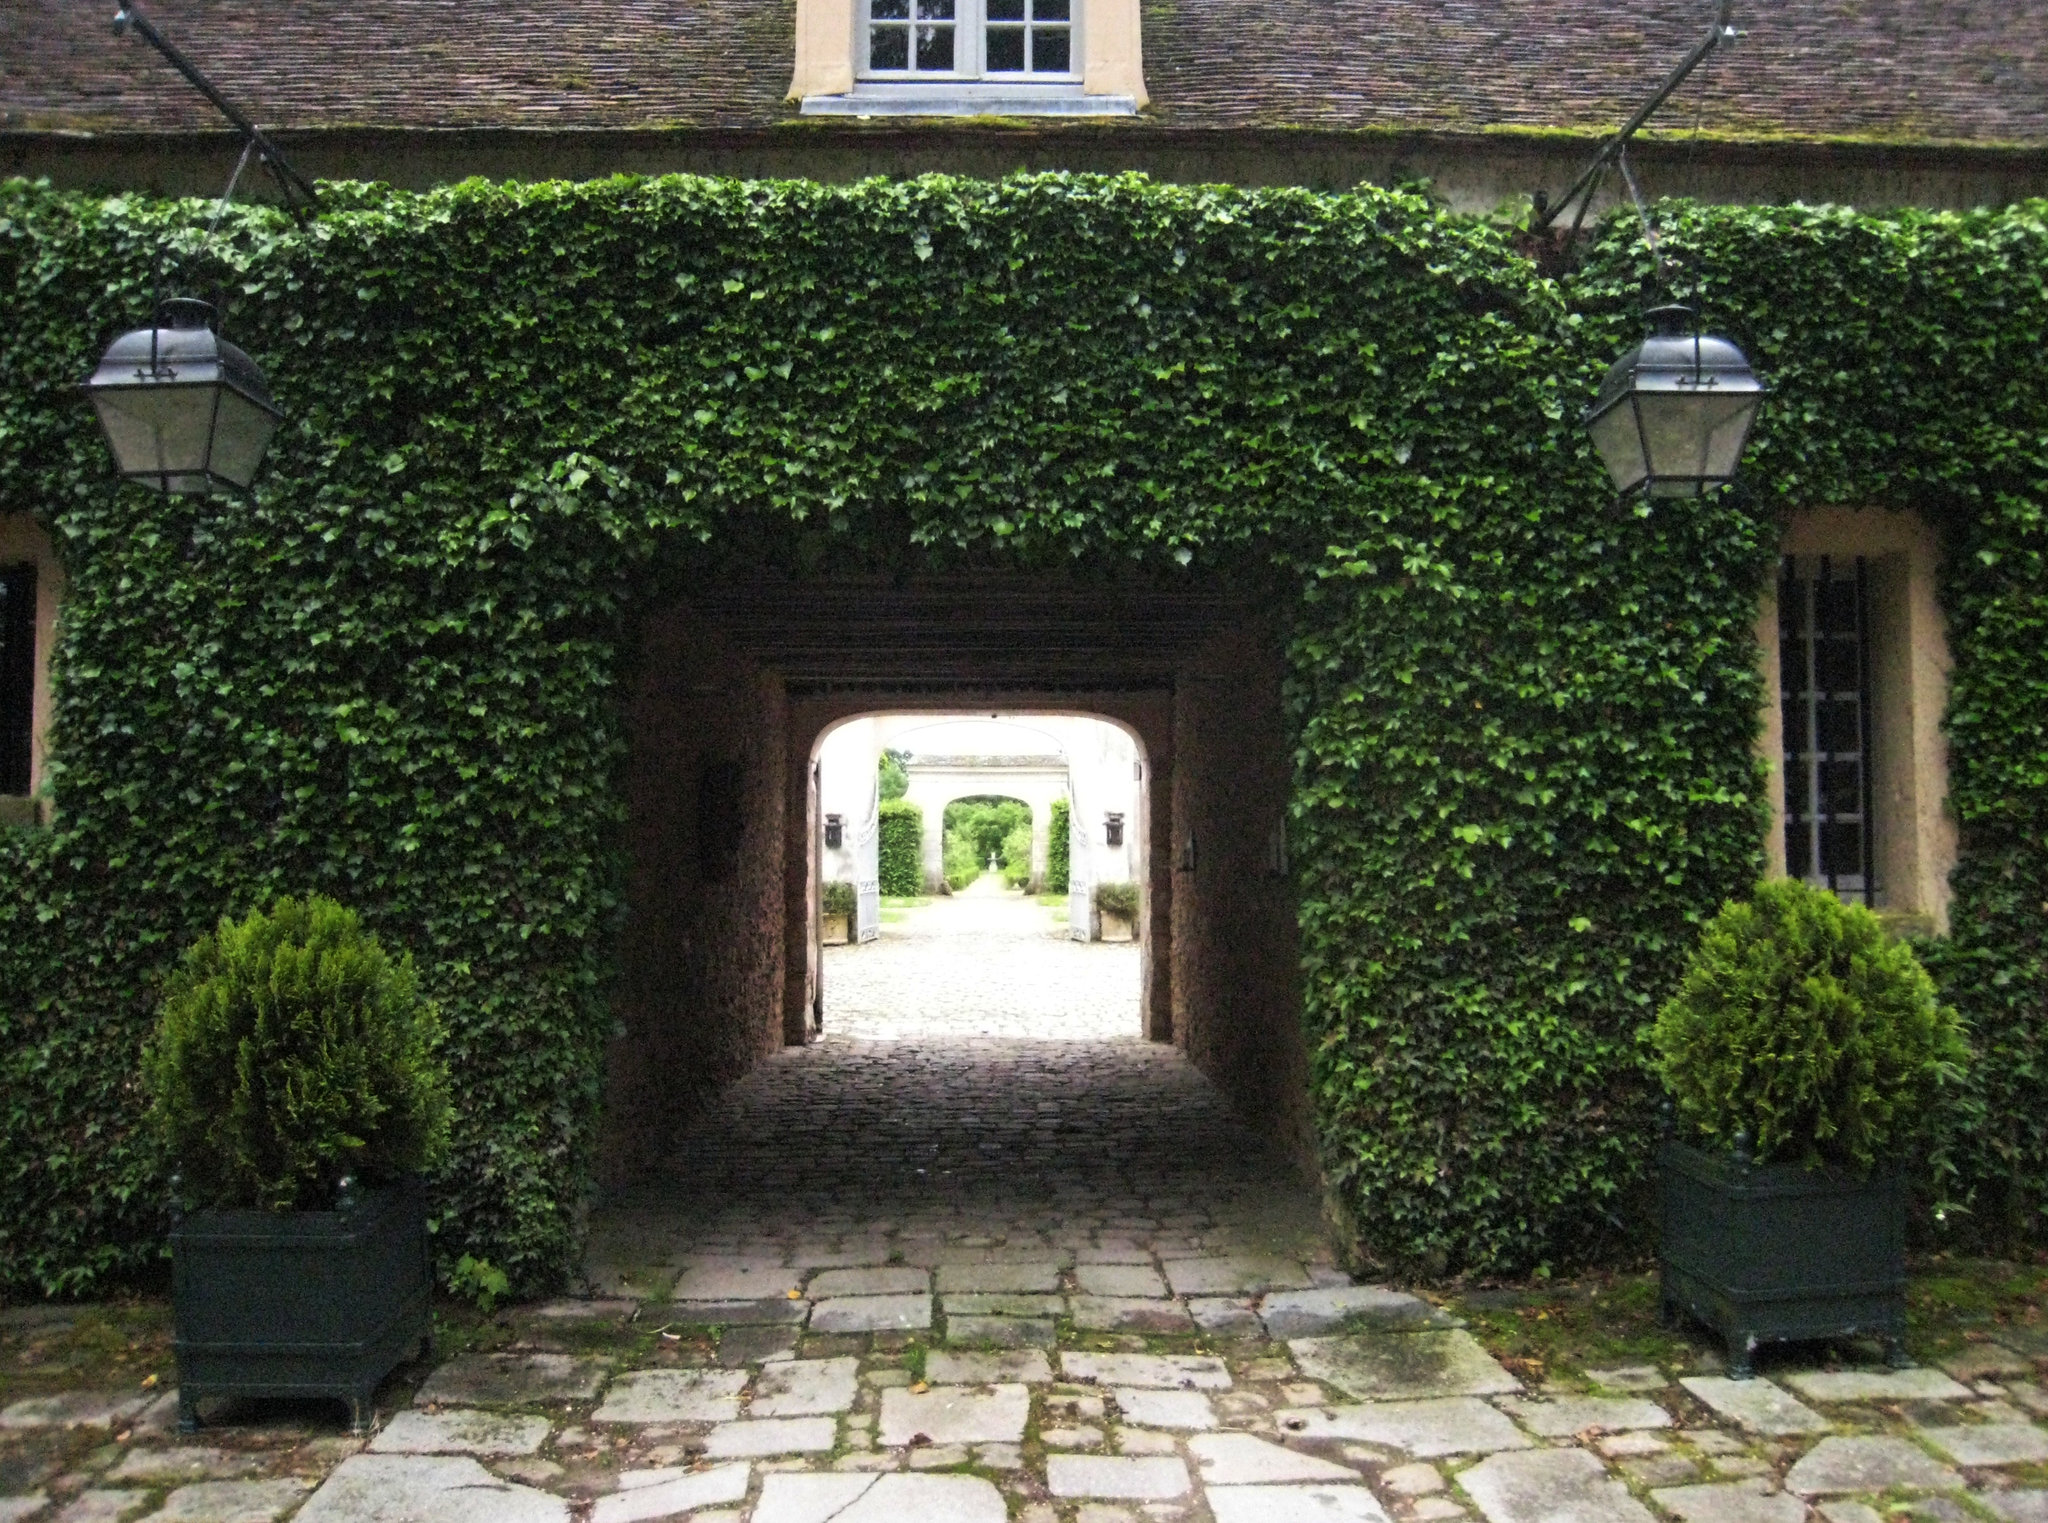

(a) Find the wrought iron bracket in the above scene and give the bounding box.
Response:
[113,3,318,223]
[1530,0,1737,244]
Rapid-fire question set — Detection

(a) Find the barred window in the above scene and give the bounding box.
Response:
[864,0,1076,79]
[1779,555,1874,903]
[0,562,34,797]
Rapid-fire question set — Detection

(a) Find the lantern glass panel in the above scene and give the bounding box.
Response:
[1638,389,1761,497]
[1637,392,1714,495]
[1700,391,1761,481]
[208,387,283,490]
[90,382,223,493]
[1586,400,1648,495]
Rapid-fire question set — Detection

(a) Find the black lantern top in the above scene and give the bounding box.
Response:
[1583,305,1766,499]
[83,299,283,496]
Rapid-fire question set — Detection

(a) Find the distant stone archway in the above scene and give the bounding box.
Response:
[902,756,1068,890]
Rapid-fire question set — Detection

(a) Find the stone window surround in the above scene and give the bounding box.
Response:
[1757,505,1955,933]
[789,0,1146,111]
[0,514,61,828]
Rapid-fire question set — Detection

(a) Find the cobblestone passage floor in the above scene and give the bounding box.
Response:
[594,1036,1329,1268]
[823,878,1140,1041]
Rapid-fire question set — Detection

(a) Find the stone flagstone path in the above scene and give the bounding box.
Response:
[14,901,2048,1519]
[17,1291,2048,1522]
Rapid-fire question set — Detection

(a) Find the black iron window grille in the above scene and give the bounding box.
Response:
[1779,555,1876,904]
[0,563,34,797]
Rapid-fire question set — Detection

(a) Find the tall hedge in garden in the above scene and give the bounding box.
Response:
[1047,799,1071,895]
[0,173,2043,1293]
[877,800,923,897]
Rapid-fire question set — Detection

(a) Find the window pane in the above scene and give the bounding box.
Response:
[988,0,1025,17]
[1785,812,1812,877]
[1814,634,1860,693]
[916,21,954,68]
[1820,821,1866,880]
[869,25,908,66]
[1034,0,1071,17]
[1820,760,1863,817]
[872,0,909,17]
[1815,575,1859,634]
[1031,27,1070,71]
[986,25,1025,69]
[916,0,954,17]
[1816,697,1861,755]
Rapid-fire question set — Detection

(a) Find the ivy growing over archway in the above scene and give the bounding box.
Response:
[0,174,2041,1292]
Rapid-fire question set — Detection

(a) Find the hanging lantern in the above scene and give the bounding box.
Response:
[1583,305,1765,499]
[83,298,283,495]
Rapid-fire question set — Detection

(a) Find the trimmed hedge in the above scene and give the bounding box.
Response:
[1047,799,1071,895]
[877,799,922,897]
[0,173,2043,1292]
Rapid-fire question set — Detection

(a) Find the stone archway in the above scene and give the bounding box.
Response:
[901,756,1067,891]
[603,574,1313,1191]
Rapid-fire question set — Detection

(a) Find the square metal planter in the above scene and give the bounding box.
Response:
[1658,1138,1907,1379]
[170,1177,432,1433]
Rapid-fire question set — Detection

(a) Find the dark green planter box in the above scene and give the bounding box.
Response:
[170,1178,432,1433]
[1659,1139,1907,1379]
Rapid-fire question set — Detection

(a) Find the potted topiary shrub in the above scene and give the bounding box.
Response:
[820,879,857,945]
[1649,878,1968,1378]
[1094,881,1139,942]
[143,895,451,1433]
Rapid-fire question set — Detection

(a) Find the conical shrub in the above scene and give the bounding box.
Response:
[143,895,451,1212]
[1650,879,1969,1170]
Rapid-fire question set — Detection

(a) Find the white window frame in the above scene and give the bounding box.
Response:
[857,0,1083,85]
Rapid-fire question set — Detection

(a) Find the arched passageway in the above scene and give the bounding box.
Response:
[597,571,1321,1276]
[811,712,1145,1042]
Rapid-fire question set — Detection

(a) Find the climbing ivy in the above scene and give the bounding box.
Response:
[0,174,2041,1292]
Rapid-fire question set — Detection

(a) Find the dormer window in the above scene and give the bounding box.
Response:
[864,0,1076,80]
[791,0,1143,116]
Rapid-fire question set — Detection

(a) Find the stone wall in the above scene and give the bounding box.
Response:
[10,131,2044,216]
[1168,618,1315,1175]
[600,606,789,1186]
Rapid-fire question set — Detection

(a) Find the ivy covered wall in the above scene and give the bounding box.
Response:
[0,174,2042,1293]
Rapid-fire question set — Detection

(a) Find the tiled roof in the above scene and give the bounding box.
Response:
[3,0,2044,146]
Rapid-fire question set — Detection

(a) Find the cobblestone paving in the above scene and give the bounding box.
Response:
[596,1033,1328,1267]
[824,878,1140,1042]
[14,949,2048,1519]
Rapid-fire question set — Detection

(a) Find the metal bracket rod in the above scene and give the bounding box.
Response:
[1531,0,1736,234]
[113,3,318,222]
